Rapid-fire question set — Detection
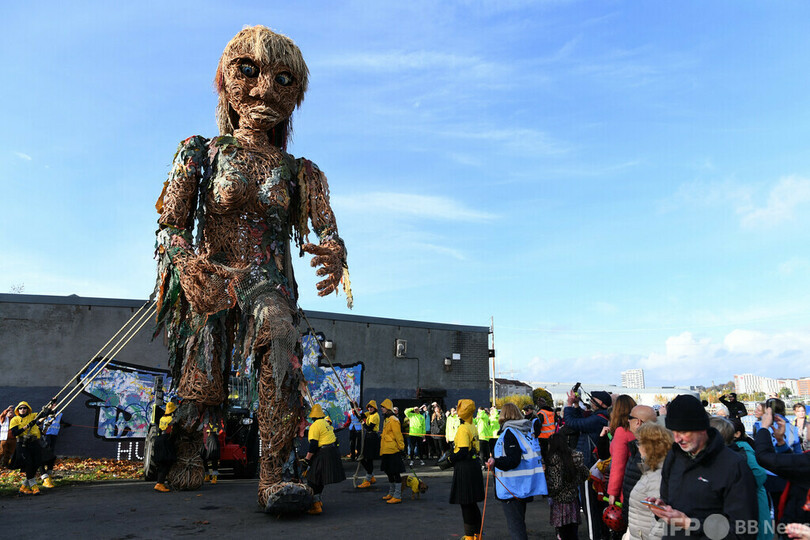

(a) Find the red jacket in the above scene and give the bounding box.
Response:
[607,426,636,499]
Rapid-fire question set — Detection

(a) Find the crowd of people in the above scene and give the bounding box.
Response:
[9,390,810,540]
[336,391,810,540]
[1,400,68,494]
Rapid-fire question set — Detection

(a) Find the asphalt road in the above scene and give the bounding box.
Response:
[1,463,562,539]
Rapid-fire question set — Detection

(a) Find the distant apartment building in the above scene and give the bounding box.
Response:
[779,378,800,396]
[494,378,533,399]
[734,373,800,396]
[621,369,645,389]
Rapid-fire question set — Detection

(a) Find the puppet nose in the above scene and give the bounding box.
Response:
[249,75,273,99]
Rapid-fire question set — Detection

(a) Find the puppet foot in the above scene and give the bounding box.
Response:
[167,432,205,490]
[261,482,313,514]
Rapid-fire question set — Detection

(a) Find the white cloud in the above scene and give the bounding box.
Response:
[665,175,810,230]
[320,50,500,75]
[412,242,466,261]
[332,192,497,222]
[440,127,568,155]
[13,151,32,161]
[778,257,810,276]
[639,329,810,385]
[738,175,810,229]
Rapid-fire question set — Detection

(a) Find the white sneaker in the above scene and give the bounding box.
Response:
[409,460,414,467]
[419,460,425,466]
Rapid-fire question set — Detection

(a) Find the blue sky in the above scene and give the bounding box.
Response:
[4,1,810,388]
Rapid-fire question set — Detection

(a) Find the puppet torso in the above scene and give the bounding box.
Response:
[200,138,296,287]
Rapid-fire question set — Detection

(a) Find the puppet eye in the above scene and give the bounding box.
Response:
[239,62,259,78]
[275,72,294,87]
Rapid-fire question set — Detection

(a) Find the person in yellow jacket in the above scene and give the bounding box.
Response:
[153,401,177,492]
[354,399,381,488]
[305,404,346,514]
[379,398,406,504]
[448,399,485,540]
[10,401,42,495]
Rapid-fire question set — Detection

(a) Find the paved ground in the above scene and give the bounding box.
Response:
[1,462,563,539]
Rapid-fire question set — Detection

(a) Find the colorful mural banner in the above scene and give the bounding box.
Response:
[80,359,171,440]
[81,332,364,440]
[301,333,363,429]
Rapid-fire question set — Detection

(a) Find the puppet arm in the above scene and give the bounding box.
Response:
[295,158,353,307]
[154,136,208,320]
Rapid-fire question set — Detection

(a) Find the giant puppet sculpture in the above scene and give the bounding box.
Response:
[153,25,352,512]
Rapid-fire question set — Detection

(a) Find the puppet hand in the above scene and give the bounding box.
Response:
[177,257,237,314]
[302,240,345,296]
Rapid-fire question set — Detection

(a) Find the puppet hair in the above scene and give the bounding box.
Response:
[214,25,310,148]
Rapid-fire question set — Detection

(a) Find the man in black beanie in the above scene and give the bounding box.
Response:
[648,394,757,539]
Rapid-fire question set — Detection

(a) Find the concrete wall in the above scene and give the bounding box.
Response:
[0,294,489,460]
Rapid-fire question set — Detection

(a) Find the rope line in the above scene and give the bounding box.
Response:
[36,301,157,422]
[480,467,490,539]
[54,302,156,414]
[48,300,153,404]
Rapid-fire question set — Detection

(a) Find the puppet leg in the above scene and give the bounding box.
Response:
[252,294,311,513]
[169,321,226,490]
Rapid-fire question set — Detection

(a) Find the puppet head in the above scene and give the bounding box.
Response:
[215,25,309,148]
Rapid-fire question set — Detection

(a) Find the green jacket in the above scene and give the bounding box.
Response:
[446,413,460,442]
[474,410,491,440]
[404,407,426,436]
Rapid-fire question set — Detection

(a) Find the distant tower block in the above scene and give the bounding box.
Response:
[621,369,645,389]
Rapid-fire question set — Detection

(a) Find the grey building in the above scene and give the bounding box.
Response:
[494,378,533,399]
[0,294,489,460]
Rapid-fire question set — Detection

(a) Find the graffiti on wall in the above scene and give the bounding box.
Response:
[81,332,364,442]
[80,359,171,440]
[301,332,363,429]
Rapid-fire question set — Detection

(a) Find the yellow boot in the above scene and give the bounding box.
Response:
[307,501,323,515]
[387,484,402,504]
[357,480,372,489]
[43,477,55,488]
[204,474,211,482]
[31,485,40,495]
[154,483,170,492]
[19,484,32,495]
[210,473,218,485]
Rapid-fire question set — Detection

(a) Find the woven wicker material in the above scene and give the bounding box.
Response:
[168,430,205,491]
[152,26,351,511]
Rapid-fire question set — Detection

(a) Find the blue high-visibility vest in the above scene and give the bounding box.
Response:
[493,427,548,499]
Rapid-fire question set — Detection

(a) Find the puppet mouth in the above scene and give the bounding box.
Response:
[250,106,278,119]
[249,106,281,123]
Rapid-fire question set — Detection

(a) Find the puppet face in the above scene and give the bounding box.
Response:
[223,55,301,131]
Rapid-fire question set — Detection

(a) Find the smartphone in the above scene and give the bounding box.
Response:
[641,500,665,511]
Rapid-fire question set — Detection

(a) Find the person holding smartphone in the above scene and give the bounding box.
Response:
[646,394,757,539]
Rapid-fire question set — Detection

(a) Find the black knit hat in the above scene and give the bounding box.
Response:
[665,394,710,431]
[591,391,612,408]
